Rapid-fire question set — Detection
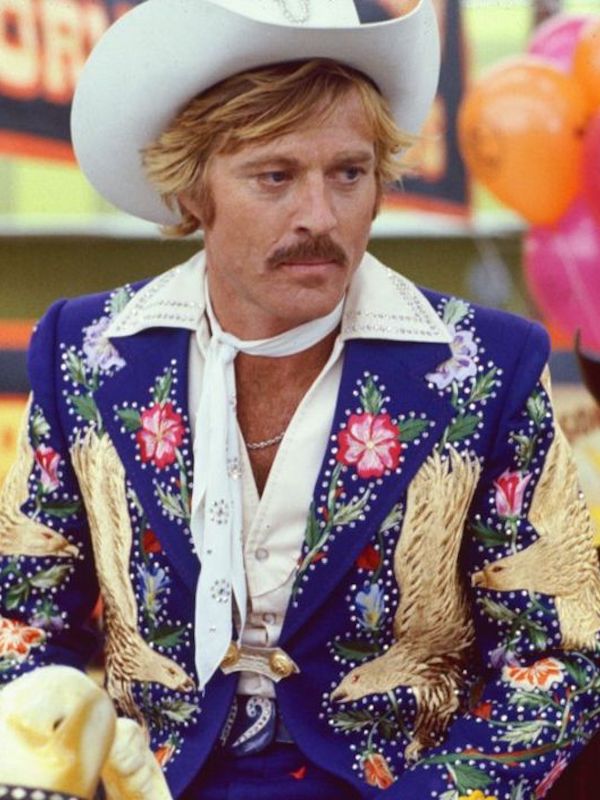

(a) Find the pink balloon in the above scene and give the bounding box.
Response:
[528,14,592,72]
[583,111,600,224]
[524,197,600,351]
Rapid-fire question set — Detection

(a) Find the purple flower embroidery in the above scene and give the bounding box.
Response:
[355,584,385,631]
[426,326,478,390]
[82,316,126,372]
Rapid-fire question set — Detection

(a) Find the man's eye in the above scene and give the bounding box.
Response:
[339,166,365,182]
[259,171,289,185]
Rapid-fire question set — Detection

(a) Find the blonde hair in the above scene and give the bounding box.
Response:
[142,58,413,237]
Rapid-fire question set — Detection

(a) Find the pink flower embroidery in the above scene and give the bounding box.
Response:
[494,470,532,518]
[0,617,45,659]
[34,444,61,492]
[136,402,184,469]
[534,756,569,798]
[337,413,402,479]
[503,657,564,691]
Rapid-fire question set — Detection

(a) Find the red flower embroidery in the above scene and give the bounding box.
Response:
[0,617,45,659]
[289,765,307,780]
[362,751,395,789]
[356,544,381,571]
[472,700,493,720]
[494,470,532,519]
[503,657,564,691]
[136,402,184,469]
[337,413,402,479]
[534,756,569,798]
[34,444,60,492]
[142,529,162,554]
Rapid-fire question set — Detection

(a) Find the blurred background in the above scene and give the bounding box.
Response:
[0,0,599,546]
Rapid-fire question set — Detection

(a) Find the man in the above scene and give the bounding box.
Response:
[1,1,599,798]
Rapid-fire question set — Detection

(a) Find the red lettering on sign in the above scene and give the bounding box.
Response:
[0,0,40,99]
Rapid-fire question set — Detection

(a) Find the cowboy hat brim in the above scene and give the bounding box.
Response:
[71,0,440,225]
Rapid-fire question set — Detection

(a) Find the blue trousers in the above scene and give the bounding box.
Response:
[184,742,363,799]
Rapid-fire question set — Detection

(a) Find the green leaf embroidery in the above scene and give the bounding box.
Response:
[510,433,536,469]
[478,596,516,623]
[155,482,189,522]
[450,762,493,794]
[65,350,88,388]
[117,407,142,432]
[508,690,553,710]
[442,298,470,327]
[149,624,186,648]
[398,418,429,443]
[39,500,81,519]
[563,659,590,690]
[70,394,99,423]
[500,719,547,746]
[471,520,508,547]
[379,502,403,534]
[30,408,50,447]
[332,489,371,526]
[109,287,132,317]
[153,371,173,405]
[333,639,382,662]
[469,367,498,405]
[526,392,547,427]
[446,414,480,443]
[331,709,375,732]
[360,377,384,415]
[5,582,30,610]
[304,505,321,549]
[159,699,197,723]
[29,564,71,590]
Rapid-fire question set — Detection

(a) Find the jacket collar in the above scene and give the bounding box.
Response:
[105,249,452,346]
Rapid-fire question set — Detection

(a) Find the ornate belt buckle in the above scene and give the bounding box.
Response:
[220,643,300,681]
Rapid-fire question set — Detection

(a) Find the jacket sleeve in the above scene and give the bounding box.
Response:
[0,300,100,680]
[388,326,600,800]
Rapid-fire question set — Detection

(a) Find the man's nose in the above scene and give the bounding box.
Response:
[293,176,337,235]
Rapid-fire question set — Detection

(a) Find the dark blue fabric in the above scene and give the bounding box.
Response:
[185,742,362,800]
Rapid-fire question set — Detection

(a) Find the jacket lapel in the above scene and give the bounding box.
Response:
[280,337,454,645]
[95,327,198,593]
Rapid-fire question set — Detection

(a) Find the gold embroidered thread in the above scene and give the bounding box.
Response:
[0,397,79,558]
[472,369,600,650]
[331,446,481,760]
[70,429,195,721]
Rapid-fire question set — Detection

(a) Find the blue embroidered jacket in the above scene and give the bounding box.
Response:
[1,273,599,800]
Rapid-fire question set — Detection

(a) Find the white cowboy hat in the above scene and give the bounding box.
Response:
[71,0,440,225]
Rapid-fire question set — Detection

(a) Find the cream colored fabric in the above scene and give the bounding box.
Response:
[107,250,451,695]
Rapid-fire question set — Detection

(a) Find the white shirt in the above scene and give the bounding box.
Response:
[108,250,450,695]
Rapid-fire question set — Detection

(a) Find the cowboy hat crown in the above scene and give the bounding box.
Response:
[71,0,440,224]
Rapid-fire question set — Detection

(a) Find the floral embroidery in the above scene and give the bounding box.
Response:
[458,792,497,800]
[355,543,381,572]
[427,326,478,390]
[137,563,170,623]
[294,375,428,592]
[154,733,181,768]
[137,402,184,469]
[355,584,385,631]
[82,316,126,373]
[33,444,61,493]
[502,657,564,691]
[362,750,395,789]
[337,412,402,479]
[494,470,532,520]
[142,529,163,554]
[534,756,569,798]
[0,617,45,660]
[117,369,191,524]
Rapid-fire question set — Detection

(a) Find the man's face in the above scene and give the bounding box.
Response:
[185,89,378,338]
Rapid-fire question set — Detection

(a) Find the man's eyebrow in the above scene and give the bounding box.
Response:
[236,150,375,172]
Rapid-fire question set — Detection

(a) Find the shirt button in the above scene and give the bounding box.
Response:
[255,547,269,561]
[263,613,276,625]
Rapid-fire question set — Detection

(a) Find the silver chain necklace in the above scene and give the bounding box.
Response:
[274,0,310,24]
[245,429,287,451]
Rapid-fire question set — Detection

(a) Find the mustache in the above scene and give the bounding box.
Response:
[267,236,348,268]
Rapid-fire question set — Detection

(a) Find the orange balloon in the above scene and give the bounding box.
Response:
[573,17,600,113]
[458,57,588,226]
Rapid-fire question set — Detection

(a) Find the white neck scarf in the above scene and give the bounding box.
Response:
[190,285,344,689]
